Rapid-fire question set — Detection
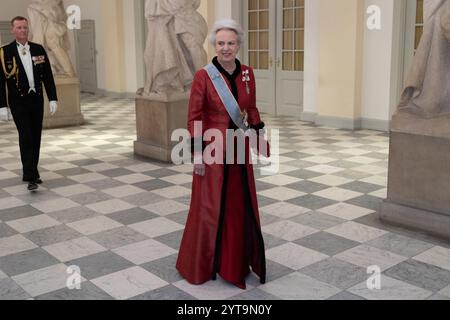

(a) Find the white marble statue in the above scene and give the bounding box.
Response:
[398,0,450,117]
[141,0,208,99]
[28,0,76,77]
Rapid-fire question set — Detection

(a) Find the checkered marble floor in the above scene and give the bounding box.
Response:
[1,94,450,300]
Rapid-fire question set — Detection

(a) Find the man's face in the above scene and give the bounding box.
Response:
[11,20,29,44]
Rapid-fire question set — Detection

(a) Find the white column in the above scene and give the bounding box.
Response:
[361,0,398,131]
[302,0,320,122]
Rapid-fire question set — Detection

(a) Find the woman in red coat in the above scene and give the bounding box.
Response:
[176,19,268,290]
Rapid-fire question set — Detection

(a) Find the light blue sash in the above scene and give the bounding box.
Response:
[203,64,249,132]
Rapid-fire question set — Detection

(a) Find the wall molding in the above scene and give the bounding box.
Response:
[361,118,391,132]
[315,115,362,130]
[95,89,136,99]
[300,111,317,123]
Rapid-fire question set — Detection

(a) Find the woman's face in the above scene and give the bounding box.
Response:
[215,29,240,63]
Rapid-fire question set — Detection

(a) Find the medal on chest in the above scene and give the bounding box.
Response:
[242,70,250,95]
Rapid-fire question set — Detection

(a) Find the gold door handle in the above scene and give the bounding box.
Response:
[269,56,273,68]
[276,57,281,68]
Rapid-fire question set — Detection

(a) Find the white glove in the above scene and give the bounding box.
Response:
[49,101,58,116]
[0,108,11,122]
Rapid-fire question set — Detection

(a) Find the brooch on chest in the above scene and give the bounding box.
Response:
[242,70,250,95]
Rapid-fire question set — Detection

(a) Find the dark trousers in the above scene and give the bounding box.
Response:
[10,92,44,182]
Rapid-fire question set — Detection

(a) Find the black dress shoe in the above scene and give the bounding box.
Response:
[36,179,43,184]
[27,182,39,191]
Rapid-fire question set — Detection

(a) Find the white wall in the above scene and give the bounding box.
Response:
[361,0,396,129]
[214,0,240,22]
[0,0,29,45]
[0,0,29,21]
[123,0,140,93]
[302,0,320,120]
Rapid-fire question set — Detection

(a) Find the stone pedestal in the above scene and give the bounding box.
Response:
[380,112,450,239]
[43,77,84,129]
[134,93,189,162]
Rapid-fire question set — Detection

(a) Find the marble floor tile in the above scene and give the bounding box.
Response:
[102,185,146,198]
[173,277,253,300]
[129,217,184,238]
[318,203,375,221]
[336,245,407,271]
[295,231,360,256]
[0,278,31,299]
[35,281,113,300]
[112,239,177,264]
[52,184,96,197]
[260,202,310,219]
[325,221,388,243]
[259,272,341,300]
[131,284,196,300]
[0,248,59,277]
[384,259,450,292]
[258,187,306,201]
[300,258,369,289]
[67,216,123,236]
[308,175,353,187]
[313,187,363,202]
[91,266,167,300]
[88,226,149,250]
[86,199,135,214]
[266,243,328,270]
[142,200,190,216]
[12,263,85,297]
[7,214,61,233]
[0,235,37,258]
[31,198,80,214]
[151,186,192,199]
[262,220,318,241]
[348,276,432,300]
[23,225,82,247]
[66,251,134,280]
[43,237,106,262]
[366,233,434,258]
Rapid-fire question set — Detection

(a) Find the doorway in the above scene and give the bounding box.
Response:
[242,0,304,116]
[75,20,98,94]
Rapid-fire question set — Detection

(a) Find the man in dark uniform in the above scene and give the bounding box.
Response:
[0,16,58,191]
